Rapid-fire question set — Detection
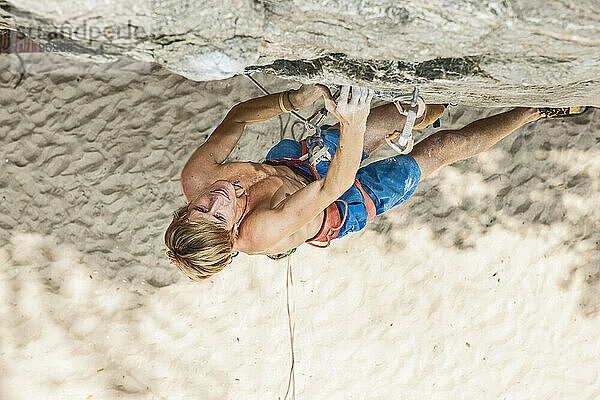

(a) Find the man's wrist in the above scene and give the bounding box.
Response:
[287,89,300,111]
[340,122,366,133]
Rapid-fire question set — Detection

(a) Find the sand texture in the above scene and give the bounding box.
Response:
[1,53,599,399]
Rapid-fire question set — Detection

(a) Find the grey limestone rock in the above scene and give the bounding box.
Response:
[1,0,599,106]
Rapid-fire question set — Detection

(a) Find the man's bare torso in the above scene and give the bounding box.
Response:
[182,161,324,255]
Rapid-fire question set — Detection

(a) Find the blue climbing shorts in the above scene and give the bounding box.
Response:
[265,125,421,239]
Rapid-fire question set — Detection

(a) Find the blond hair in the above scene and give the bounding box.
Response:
[164,204,235,281]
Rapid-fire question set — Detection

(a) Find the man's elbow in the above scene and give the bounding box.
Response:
[321,178,354,200]
[227,105,248,124]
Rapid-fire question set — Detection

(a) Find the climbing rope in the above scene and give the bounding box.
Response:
[282,254,296,400]
[243,72,325,134]
[240,75,426,398]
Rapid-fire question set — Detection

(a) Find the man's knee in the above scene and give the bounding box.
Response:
[410,130,464,178]
[435,131,467,163]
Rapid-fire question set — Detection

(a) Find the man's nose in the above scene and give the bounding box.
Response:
[208,194,224,211]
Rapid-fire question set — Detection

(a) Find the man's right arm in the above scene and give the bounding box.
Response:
[243,87,373,250]
[321,86,372,197]
[321,122,365,196]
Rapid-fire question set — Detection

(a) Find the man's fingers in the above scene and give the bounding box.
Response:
[366,89,374,105]
[350,86,360,104]
[339,85,350,104]
[315,84,333,101]
[359,87,368,104]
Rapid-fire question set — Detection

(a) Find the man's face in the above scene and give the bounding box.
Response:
[187,180,238,230]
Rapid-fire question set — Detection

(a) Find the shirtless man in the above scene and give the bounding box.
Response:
[165,83,580,281]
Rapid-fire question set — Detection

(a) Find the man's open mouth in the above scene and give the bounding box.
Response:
[212,188,229,200]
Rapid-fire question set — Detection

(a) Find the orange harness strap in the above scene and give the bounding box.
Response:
[353,178,376,223]
[306,200,348,248]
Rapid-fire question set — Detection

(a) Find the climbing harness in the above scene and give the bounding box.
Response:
[242,75,423,261]
[306,199,348,248]
[385,86,425,154]
[240,76,431,398]
[300,134,332,165]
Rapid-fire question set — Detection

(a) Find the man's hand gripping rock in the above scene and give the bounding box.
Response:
[322,85,374,133]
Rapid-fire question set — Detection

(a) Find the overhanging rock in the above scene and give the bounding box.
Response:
[1,0,599,106]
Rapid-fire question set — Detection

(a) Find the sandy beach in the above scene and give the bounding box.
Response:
[1,52,599,399]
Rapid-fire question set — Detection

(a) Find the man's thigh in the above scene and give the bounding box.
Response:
[355,154,421,214]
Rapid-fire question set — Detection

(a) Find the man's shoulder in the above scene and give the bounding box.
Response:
[181,159,256,187]
[180,162,223,200]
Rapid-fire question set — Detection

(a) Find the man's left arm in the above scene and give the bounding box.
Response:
[229,85,324,126]
[182,85,327,174]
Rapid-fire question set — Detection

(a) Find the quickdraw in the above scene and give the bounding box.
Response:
[385,86,425,155]
[243,73,426,161]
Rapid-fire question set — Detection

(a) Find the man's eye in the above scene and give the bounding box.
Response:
[195,207,207,213]
[216,215,226,222]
